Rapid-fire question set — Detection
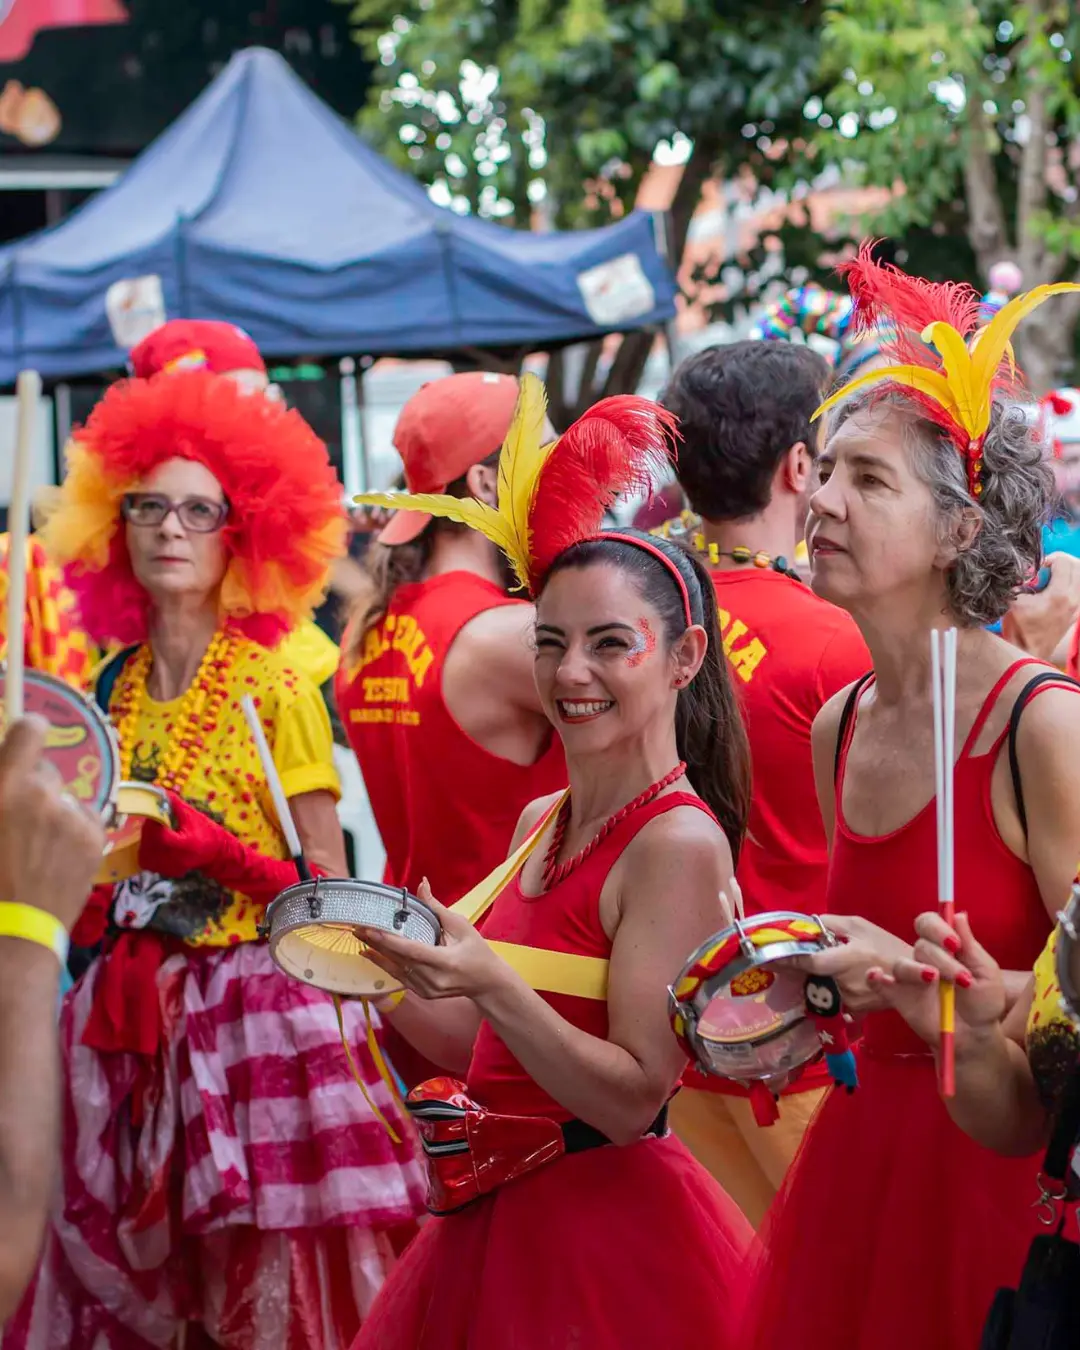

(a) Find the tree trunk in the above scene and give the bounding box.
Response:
[1014,312,1075,398]
[544,139,720,427]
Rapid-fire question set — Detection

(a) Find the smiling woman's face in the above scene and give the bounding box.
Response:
[123,457,230,607]
[532,562,679,754]
[806,404,942,611]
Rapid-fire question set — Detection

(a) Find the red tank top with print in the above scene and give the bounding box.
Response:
[828,658,1069,1056]
[468,791,715,1120]
[337,572,566,905]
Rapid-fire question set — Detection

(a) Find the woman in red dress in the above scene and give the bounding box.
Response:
[347,378,756,1349]
[742,250,1080,1350]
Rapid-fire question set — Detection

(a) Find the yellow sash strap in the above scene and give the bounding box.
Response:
[331,993,404,1144]
[451,790,609,1001]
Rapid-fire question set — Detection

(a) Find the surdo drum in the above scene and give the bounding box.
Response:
[262,878,442,997]
[0,666,173,884]
[669,912,837,1090]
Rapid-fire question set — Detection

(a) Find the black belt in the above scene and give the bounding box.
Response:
[561,1105,668,1155]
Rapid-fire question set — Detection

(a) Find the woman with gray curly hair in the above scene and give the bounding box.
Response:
[742,252,1080,1350]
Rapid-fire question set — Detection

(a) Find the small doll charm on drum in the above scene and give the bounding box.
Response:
[805,974,858,1094]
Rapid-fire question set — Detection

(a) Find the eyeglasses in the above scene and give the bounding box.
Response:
[121,493,229,534]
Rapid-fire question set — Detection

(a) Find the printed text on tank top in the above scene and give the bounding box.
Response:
[836,657,1076,861]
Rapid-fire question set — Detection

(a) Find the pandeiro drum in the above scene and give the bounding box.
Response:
[263,878,442,997]
[0,665,173,883]
[669,912,836,1091]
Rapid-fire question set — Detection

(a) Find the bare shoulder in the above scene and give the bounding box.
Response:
[508,790,565,852]
[454,601,535,657]
[619,799,733,886]
[1013,673,1080,756]
[811,680,859,752]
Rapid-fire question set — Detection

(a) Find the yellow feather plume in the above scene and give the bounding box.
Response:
[354,373,552,590]
[812,281,1080,442]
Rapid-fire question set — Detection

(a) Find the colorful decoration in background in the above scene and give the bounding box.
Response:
[979,260,1024,322]
[0,0,128,64]
[751,283,854,346]
[750,280,891,379]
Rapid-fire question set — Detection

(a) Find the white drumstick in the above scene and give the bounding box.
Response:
[6,370,41,723]
[241,693,309,877]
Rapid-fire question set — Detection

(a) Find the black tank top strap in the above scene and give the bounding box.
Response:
[1006,670,1080,839]
[833,672,875,786]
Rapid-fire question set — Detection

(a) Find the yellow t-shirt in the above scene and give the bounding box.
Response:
[278,619,340,688]
[105,637,340,947]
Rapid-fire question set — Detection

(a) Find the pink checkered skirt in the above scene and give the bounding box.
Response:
[6,941,427,1350]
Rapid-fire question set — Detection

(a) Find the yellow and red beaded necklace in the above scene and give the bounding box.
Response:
[110,628,239,792]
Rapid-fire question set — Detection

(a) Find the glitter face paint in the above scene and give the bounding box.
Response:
[626,617,657,667]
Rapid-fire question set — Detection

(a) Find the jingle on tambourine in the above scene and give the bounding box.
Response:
[263,878,442,997]
[668,911,837,1091]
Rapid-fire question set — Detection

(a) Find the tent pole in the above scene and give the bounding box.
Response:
[54,382,72,482]
[339,356,366,496]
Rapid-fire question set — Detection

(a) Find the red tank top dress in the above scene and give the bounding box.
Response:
[337,571,566,904]
[352,795,756,1350]
[744,660,1073,1350]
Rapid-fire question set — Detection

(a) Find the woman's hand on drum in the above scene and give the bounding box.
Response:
[354,880,508,1001]
[863,911,1008,1049]
[781,914,914,1014]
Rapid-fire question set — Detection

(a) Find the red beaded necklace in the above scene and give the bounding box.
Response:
[541,761,688,892]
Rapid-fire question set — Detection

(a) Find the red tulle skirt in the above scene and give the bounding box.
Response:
[351,1133,756,1350]
[743,1021,1043,1350]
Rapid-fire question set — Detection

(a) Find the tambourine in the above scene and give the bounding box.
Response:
[669,911,836,1090]
[262,878,442,997]
[0,666,174,884]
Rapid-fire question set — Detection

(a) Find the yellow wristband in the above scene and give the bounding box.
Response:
[0,902,69,969]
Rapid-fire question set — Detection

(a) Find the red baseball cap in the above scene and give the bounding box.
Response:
[378,371,520,546]
[129,320,266,379]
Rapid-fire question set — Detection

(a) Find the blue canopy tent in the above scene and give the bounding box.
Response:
[0,47,677,385]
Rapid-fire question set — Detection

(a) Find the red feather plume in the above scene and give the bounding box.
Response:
[526,396,679,590]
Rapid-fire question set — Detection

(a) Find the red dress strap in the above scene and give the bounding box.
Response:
[960,657,1043,756]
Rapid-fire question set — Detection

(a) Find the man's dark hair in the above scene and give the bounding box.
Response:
[661,340,831,522]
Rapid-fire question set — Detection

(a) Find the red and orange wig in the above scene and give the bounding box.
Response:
[42,370,346,648]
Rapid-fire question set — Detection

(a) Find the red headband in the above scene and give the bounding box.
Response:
[591,531,696,629]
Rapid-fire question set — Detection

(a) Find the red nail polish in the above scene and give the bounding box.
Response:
[956,970,973,989]
[920,968,937,984]
[943,936,961,956]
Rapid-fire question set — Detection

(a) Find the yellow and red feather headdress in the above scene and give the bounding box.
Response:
[355,373,679,594]
[813,243,1080,495]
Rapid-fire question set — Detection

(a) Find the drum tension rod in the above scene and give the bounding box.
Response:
[392,888,410,932]
[307,875,324,921]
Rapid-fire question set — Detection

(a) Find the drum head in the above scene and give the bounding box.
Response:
[273,924,404,998]
[0,667,117,816]
[693,968,823,1081]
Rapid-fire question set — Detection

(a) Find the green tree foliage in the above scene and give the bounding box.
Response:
[810,0,1080,390]
[343,0,828,419]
